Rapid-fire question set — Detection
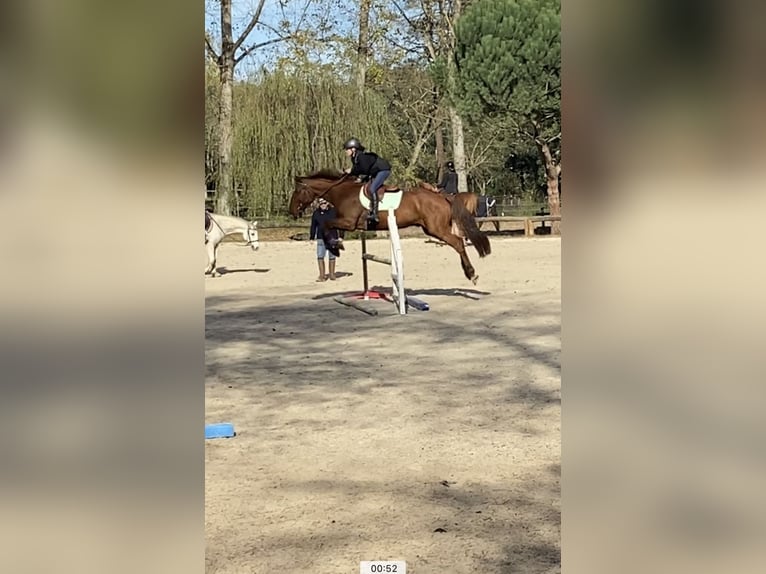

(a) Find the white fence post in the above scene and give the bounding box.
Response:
[387,210,406,315]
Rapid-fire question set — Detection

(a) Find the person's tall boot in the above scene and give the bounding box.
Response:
[367,190,379,230]
[316,259,326,282]
[328,259,336,280]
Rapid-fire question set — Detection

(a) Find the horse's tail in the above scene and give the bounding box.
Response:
[451,196,491,257]
[461,192,478,216]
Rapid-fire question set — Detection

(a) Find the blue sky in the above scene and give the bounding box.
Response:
[205,0,356,78]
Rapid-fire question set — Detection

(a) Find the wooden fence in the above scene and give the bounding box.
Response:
[475,215,561,237]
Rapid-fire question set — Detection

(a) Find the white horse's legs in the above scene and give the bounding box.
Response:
[205,238,218,276]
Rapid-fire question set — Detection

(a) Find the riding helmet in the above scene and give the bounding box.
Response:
[446,161,455,169]
[343,138,364,150]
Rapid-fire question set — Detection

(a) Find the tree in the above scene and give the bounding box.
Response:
[455,0,561,231]
[356,0,372,93]
[206,0,306,214]
[390,0,470,191]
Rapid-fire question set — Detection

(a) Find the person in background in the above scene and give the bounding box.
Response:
[476,192,497,217]
[476,192,500,232]
[437,161,458,195]
[309,198,339,282]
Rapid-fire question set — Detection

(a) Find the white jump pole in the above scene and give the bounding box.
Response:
[387,210,406,315]
[357,209,406,315]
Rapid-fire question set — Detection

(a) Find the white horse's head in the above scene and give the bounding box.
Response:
[247,221,259,251]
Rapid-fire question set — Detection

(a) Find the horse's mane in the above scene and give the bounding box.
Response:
[297,168,344,181]
[209,212,254,226]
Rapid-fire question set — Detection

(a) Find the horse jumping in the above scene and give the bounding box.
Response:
[288,170,491,283]
[205,212,259,276]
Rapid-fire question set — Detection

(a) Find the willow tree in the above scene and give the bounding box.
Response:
[228,71,402,217]
[455,0,561,231]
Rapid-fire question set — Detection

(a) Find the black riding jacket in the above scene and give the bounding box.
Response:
[310,206,338,240]
[349,151,391,177]
[438,170,458,194]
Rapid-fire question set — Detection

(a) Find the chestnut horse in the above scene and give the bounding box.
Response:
[288,170,491,283]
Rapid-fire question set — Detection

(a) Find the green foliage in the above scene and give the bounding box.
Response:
[206,70,403,217]
[205,0,561,214]
[455,0,560,139]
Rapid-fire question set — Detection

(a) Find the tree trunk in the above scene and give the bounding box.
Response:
[445,0,468,192]
[356,0,372,95]
[407,117,433,176]
[216,0,235,215]
[435,119,445,182]
[449,106,468,192]
[216,61,234,215]
[537,140,561,235]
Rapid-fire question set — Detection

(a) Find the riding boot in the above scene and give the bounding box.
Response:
[316,259,326,282]
[367,190,379,230]
[328,260,336,280]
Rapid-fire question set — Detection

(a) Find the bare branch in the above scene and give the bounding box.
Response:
[294,0,314,34]
[257,20,294,38]
[418,0,438,61]
[235,36,295,65]
[391,1,418,30]
[206,33,220,62]
[233,0,268,53]
[546,132,562,144]
[382,32,423,58]
[436,0,453,49]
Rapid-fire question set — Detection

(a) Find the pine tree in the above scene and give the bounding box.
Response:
[455,0,561,230]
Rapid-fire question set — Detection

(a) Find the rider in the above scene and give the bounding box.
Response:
[342,138,392,225]
[437,161,458,195]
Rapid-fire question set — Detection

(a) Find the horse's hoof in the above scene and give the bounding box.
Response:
[472,275,479,285]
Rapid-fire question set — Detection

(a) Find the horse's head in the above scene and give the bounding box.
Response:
[247,221,259,251]
[289,177,317,219]
[289,170,347,218]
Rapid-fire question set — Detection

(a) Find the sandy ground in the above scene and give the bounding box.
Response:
[205,235,561,574]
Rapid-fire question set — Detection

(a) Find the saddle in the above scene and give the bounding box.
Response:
[362,181,401,201]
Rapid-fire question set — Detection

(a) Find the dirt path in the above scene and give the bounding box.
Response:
[205,237,561,573]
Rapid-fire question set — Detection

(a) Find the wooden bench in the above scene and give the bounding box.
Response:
[474,215,561,236]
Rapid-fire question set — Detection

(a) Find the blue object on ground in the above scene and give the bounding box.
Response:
[205,423,236,439]
[406,296,430,311]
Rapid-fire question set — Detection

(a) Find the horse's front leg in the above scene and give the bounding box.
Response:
[205,240,218,276]
[321,217,357,257]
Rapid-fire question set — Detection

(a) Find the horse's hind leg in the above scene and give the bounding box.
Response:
[428,229,478,283]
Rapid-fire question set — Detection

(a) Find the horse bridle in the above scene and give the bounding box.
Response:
[244,223,258,246]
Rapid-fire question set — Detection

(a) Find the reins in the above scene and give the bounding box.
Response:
[300,174,350,205]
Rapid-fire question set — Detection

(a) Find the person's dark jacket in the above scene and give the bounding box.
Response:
[349,151,391,178]
[438,170,458,194]
[476,196,497,217]
[310,206,338,240]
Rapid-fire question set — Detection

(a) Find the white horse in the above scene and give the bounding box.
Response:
[205,212,259,276]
